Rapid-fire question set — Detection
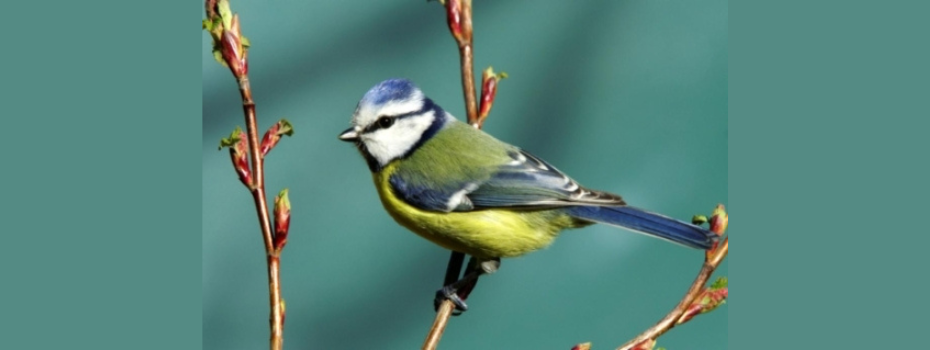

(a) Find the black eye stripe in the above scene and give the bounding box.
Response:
[361,99,437,135]
[361,112,412,133]
[363,116,395,134]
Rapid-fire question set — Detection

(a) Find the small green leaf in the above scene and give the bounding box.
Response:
[710,277,728,290]
[241,35,251,48]
[278,119,294,136]
[692,215,708,225]
[212,49,227,66]
[218,0,233,29]
[204,18,224,48]
[219,126,244,150]
[276,189,292,214]
[212,18,224,37]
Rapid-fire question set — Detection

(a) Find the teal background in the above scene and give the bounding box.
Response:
[728,2,930,349]
[203,1,726,349]
[2,1,203,350]
[6,1,929,350]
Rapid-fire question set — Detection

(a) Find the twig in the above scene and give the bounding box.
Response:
[444,0,478,125]
[424,301,456,350]
[614,206,729,350]
[242,80,286,350]
[205,1,293,349]
[423,0,509,348]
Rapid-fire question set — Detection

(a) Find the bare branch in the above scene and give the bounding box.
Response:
[614,206,729,350]
[205,1,289,349]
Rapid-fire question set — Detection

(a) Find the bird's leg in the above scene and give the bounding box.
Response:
[443,252,466,286]
[451,257,498,303]
[434,256,500,315]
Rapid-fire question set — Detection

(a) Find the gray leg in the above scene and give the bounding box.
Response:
[434,257,501,314]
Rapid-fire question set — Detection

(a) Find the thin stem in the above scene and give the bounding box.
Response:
[239,75,285,350]
[267,256,284,350]
[423,301,455,350]
[454,0,477,125]
[616,238,728,350]
[459,44,477,125]
[424,252,464,350]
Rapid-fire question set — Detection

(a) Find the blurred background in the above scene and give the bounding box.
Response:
[203,0,727,349]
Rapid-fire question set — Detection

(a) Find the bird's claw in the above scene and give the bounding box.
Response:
[434,286,468,316]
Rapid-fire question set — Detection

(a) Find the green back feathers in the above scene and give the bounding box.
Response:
[391,119,515,187]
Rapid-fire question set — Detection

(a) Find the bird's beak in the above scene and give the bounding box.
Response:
[338,127,360,142]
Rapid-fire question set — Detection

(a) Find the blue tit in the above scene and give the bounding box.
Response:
[339,79,718,311]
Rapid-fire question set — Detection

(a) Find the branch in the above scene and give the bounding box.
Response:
[611,205,729,350]
[443,0,477,125]
[422,1,507,349]
[206,1,294,349]
[423,301,456,350]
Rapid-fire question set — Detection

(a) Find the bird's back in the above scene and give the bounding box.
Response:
[396,119,515,186]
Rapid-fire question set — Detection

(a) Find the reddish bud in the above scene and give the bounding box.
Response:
[273,189,291,253]
[709,204,728,235]
[631,339,656,350]
[475,67,507,128]
[260,119,295,157]
[220,31,242,76]
[699,204,728,256]
[445,0,464,42]
[678,278,728,325]
[571,342,592,350]
[205,0,250,76]
[705,287,729,308]
[677,300,704,325]
[442,0,472,44]
[446,0,461,37]
[219,127,252,187]
[220,14,249,77]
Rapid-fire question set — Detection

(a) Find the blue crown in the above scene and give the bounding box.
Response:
[360,78,420,106]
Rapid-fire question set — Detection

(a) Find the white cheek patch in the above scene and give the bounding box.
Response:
[363,110,436,166]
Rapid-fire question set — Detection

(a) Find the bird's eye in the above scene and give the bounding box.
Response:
[377,116,394,129]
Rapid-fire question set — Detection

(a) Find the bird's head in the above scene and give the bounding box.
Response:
[339,79,449,171]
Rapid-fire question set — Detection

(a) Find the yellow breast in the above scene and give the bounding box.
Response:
[373,164,578,259]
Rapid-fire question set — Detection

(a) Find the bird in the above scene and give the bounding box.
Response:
[338,78,718,312]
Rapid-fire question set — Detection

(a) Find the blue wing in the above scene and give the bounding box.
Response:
[389,149,625,213]
[388,148,718,249]
[388,173,475,212]
[465,150,625,209]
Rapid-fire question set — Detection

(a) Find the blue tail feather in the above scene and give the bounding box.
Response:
[567,205,718,250]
